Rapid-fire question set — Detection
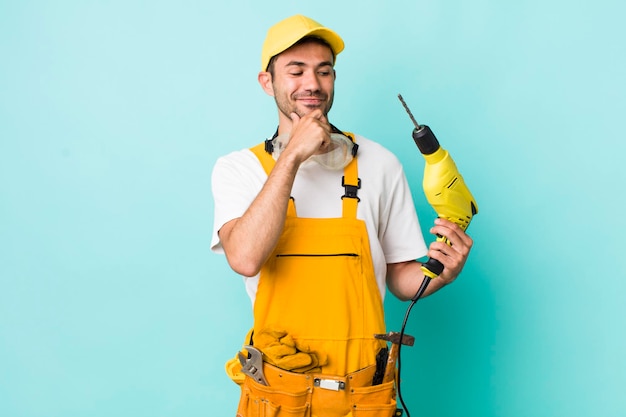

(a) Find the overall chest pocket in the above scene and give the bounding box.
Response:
[269,252,364,297]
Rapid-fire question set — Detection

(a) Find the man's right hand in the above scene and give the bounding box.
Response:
[283,109,331,164]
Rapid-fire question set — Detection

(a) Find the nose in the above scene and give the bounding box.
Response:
[301,70,322,92]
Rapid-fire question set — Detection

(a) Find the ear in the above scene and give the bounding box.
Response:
[258,71,274,97]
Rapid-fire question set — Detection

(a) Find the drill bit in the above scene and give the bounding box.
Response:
[397,94,421,130]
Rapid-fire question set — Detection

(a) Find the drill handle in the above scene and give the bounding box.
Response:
[414,233,449,300]
[419,221,457,284]
[421,258,444,280]
[412,257,443,301]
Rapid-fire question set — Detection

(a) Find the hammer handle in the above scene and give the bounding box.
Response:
[383,344,399,383]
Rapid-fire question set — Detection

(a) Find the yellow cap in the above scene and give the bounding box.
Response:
[260,14,344,71]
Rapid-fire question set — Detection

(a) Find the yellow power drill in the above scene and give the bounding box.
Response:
[398,94,478,292]
[392,95,479,417]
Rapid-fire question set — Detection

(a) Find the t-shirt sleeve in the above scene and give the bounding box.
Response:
[378,163,429,264]
[210,150,266,253]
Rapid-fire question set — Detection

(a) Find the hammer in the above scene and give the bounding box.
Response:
[374,331,415,384]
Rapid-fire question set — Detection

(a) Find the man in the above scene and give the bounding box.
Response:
[211,14,473,417]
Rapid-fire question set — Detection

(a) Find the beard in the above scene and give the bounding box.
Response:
[274,90,335,119]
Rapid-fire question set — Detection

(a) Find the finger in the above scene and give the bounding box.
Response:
[431,230,472,259]
[430,226,458,249]
[434,217,462,232]
[429,240,460,258]
[290,112,301,127]
[432,219,473,248]
[427,242,466,279]
[307,109,324,120]
[319,136,331,152]
[307,110,331,132]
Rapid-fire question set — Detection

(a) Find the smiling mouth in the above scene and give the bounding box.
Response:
[300,99,322,107]
[297,96,326,107]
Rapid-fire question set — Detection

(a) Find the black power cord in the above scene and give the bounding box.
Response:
[395,276,431,417]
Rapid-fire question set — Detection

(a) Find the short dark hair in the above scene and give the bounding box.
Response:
[266,36,335,75]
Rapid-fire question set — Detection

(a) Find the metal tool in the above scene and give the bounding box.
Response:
[238,345,268,386]
[372,346,389,385]
[374,332,415,384]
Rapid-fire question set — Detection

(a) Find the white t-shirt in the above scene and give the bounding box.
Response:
[211,134,428,303]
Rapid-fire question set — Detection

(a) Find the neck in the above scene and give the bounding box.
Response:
[276,111,295,135]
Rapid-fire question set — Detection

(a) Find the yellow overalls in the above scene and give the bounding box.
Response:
[232,136,397,417]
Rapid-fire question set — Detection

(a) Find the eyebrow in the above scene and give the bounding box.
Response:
[286,60,334,68]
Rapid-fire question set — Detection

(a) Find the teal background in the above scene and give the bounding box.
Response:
[1,0,625,416]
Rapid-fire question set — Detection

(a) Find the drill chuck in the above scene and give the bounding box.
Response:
[412,125,440,155]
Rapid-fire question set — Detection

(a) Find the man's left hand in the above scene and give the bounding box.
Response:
[426,217,474,285]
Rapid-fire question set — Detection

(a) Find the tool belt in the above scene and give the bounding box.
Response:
[237,362,397,417]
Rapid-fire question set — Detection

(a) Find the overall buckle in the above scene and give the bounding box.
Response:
[341,176,361,202]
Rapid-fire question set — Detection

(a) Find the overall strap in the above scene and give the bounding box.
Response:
[341,132,360,219]
[250,142,275,175]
